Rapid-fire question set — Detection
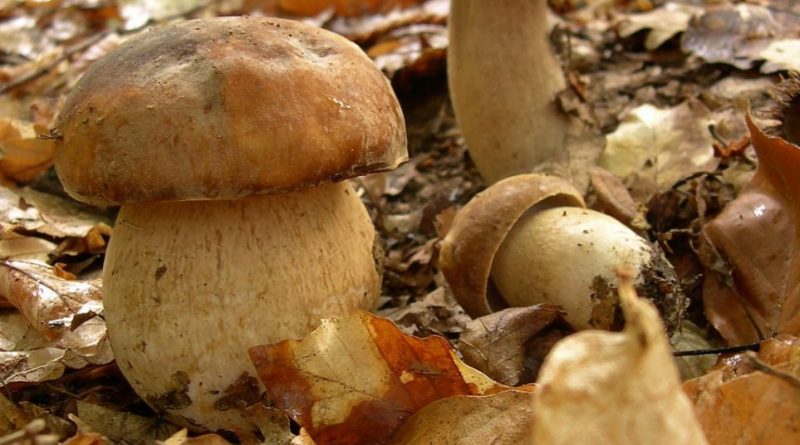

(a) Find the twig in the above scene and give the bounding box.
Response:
[0,0,220,95]
[0,31,110,95]
[673,342,760,357]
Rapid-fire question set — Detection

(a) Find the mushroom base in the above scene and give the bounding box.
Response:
[490,207,683,331]
[103,181,380,435]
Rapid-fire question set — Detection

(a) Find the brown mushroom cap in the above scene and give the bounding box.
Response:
[54,16,407,206]
[439,174,585,317]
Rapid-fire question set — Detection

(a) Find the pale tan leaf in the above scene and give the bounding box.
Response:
[76,401,179,444]
[387,391,534,445]
[0,259,102,339]
[618,3,701,50]
[759,39,800,73]
[0,118,54,184]
[600,100,718,193]
[159,429,235,445]
[533,272,708,445]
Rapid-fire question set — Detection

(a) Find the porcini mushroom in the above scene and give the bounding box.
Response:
[439,174,685,331]
[448,0,568,183]
[53,17,407,434]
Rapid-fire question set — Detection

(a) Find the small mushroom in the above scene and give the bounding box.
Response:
[54,17,407,433]
[448,0,568,183]
[439,174,685,331]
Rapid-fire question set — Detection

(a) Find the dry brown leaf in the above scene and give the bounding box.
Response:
[159,429,234,445]
[0,118,54,184]
[75,401,179,444]
[600,100,718,194]
[275,0,424,17]
[533,271,708,444]
[62,432,110,445]
[684,336,800,445]
[386,390,534,444]
[458,305,567,386]
[249,311,507,445]
[0,259,102,339]
[588,166,642,227]
[0,312,113,386]
[702,114,800,343]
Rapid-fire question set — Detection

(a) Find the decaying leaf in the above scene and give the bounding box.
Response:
[249,311,507,445]
[0,312,113,385]
[0,259,102,339]
[0,117,54,184]
[75,401,179,444]
[670,320,719,381]
[62,432,109,445]
[159,429,233,445]
[533,270,708,444]
[600,100,718,194]
[458,305,567,386]
[617,3,701,50]
[702,114,800,343]
[684,336,800,445]
[386,390,534,445]
[681,4,780,70]
[276,0,423,17]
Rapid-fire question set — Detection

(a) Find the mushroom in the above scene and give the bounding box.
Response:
[53,17,407,434]
[448,0,568,183]
[439,174,685,331]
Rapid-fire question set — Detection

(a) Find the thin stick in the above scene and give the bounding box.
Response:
[673,343,760,357]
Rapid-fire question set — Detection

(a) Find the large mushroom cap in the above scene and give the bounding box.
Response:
[55,16,407,206]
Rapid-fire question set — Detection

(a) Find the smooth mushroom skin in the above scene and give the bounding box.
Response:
[491,207,655,330]
[448,0,567,183]
[55,17,407,206]
[104,181,379,432]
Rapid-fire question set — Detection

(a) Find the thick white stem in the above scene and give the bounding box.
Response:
[103,181,380,432]
[448,0,567,183]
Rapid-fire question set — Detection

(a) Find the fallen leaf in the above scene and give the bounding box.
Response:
[681,4,780,70]
[386,390,534,445]
[0,259,102,339]
[249,311,507,445]
[159,429,233,445]
[600,100,718,194]
[588,166,642,227]
[533,270,708,444]
[458,305,567,386]
[0,118,54,184]
[62,432,109,445]
[0,312,113,386]
[758,38,800,73]
[75,401,179,444]
[702,114,800,343]
[276,0,423,17]
[617,3,701,50]
[670,320,719,381]
[684,336,800,445]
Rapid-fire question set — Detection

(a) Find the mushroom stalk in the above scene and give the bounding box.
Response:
[104,181,379,431]
[448,0,568,183]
